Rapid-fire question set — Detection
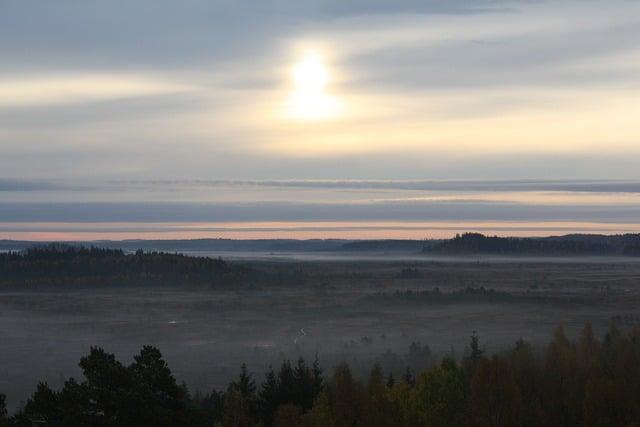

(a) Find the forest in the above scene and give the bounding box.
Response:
[5,233,640,258]
[2,323,640,426]
[427,233,640,256]
[0,245,255,288]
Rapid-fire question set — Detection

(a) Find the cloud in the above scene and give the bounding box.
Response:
[0,179,56,191]
[1,199,640,224]
[0,92,208,131]
[0,74,194,108]
[341,19,640,92]
[0,1,500,76]
[103,179,640,194]
[0,0,639,182]
[7,177,640,198]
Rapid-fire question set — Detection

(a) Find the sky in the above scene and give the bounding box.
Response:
[1,0,640,240]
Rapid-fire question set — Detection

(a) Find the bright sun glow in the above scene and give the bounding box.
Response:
[284,52,342,121]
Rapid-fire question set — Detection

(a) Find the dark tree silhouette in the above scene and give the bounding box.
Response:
[5,324,640,426]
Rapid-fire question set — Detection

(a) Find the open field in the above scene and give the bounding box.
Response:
[2,257,640,410]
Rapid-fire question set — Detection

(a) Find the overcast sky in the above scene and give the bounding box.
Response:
[1,0,639,182]
[2,1,640,240]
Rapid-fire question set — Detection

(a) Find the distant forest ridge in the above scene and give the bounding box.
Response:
[0,238,430,253]
[426,233,640,256]
[2,232,640,256]
[0,245,255,288]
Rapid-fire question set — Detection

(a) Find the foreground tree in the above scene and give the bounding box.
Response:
[273,403,304,427]
[13,346,200,427]
[509,339,541,426]
[258,366,280,426]
[471,356,522,427]
[221,390,254,427]
[542,325,582,426]
[303,390,334,427]
[359,364,395,427]
[197,389,224,426]
[6,324,640,426]
[387,380,420,427]
[0,394,9,427]
[583,325,640,426]
[327,364,363,427]
[415,357,466,427]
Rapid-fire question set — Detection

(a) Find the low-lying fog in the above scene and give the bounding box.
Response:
[2,257,640,411]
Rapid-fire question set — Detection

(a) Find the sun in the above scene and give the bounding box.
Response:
[284,52,342,121]
[294,54,328,92]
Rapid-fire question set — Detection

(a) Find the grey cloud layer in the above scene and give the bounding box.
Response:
[1,0,639,182]
[2,150,640,181]
[0,179,55,191]
[109,179,640,193]
[7,178,640,194]
[0,0,500,73]
[1,200,640,223]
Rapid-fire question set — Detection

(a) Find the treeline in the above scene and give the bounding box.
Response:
[340,240,435,252]
[426,232,640,256]
[3,324,640,426]
[366,287,518,305]
[0,239,431,254]
[365,287,593,306]
[0,245,254,288]
[0,347,324,427]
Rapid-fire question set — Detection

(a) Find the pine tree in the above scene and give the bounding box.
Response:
[278,360,296,406]
[311,355,324,398]
[386,373,395,388]
[402,367,415,387]
[294,357,315,410]
[259,366,279,426]
[222,389,254,427]
[471,356,522,426]
[229,363,257,421]
[470,331,484,362]
[0,393,10,427]
[230,363,256,398]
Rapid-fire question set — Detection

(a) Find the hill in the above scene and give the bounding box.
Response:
[425,232,640,256]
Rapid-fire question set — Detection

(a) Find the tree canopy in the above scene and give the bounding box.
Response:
[4,323,640,426]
